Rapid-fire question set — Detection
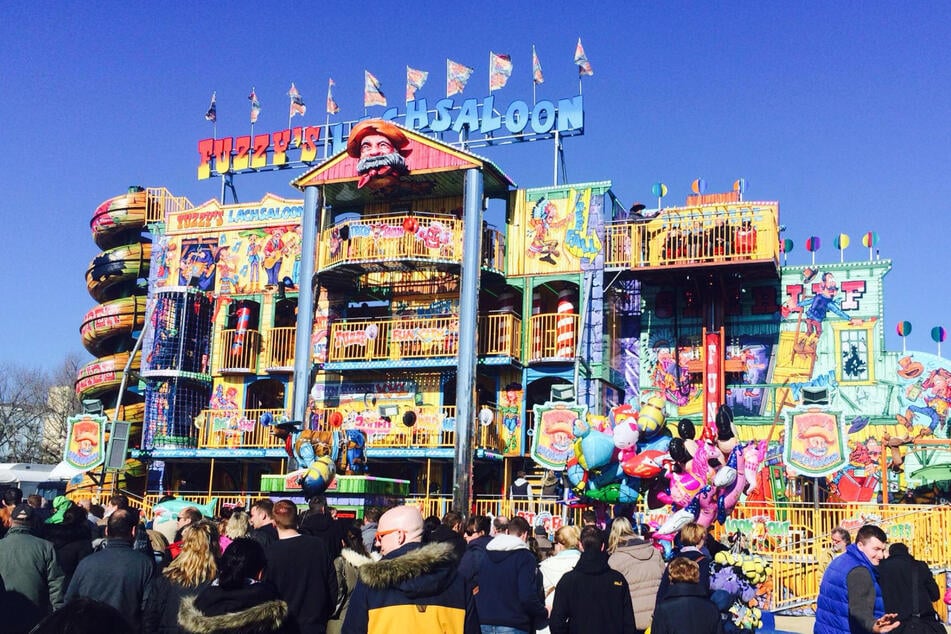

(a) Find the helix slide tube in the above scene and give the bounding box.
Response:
[85,242,151,304]
[80,296,147,357]
[90,189,148,250]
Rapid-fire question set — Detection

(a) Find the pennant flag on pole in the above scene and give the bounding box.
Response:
[406,66,429,102]
[447,59,474,97]
[364,70,387,107]
[326,78,340,115]
[288,83,306,118]
[249,87,261,124]
[532,45,544,85]
[204,92,217,123]
[574,38,594,76]
[489,52,513,91]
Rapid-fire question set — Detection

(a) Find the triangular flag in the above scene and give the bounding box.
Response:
[574,38,594,76]
[532,46,544,85]
[406,66,429,102]
[326,78,340,115]
[364,71,387,107]
[204,92,217,122]
[447,59,474,97]
[249,87,261,124]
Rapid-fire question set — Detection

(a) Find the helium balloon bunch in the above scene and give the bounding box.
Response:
[711,551,772,631]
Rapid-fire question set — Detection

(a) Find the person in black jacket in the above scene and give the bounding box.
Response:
[457,515,492,588]
[179,538,292,634]
[878,542,941,632]
[655,522,711,602]
[550,526,635,634]
[299,495,344,560]
[265,499,338,634]
[651,557,723,634]
[43,502,93,588]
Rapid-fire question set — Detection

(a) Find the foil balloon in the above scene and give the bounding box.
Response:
[677,418,696,440]
[620,449,666,478]
[300,455,336,498]
[667,437,692,465]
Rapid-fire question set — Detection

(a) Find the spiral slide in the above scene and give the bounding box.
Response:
[85,242,152,304]
[80,296,147,358]
[90,189,148,250]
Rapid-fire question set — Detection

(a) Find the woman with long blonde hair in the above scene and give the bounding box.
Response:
[144,520,221,633]
[536,525,582,634]
[607,517,665,634]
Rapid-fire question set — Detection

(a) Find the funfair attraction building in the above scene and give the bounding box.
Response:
[74,87,951,528]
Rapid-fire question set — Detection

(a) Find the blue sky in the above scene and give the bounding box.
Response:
[2,1,949,370]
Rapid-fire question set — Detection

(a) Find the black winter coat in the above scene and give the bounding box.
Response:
[179,579,292,634]
[549,549,635,634]
[878,550,940,626]
[651,582,723,634]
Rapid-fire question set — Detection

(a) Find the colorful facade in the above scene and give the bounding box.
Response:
[79,123,951,509]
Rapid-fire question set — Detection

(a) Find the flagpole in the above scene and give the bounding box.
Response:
[532,45,537,105]
[324,112,330,159]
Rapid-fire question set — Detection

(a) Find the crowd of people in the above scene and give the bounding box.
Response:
[0,486,945,634]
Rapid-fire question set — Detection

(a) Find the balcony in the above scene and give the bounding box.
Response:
[195,408,287,449]
[319,214,463,272]
[265,326,297,372]
[327,314,521,365]
[528,313,579,363]
[314,406,503,453]
[215,329,262,373]
[605,202,780,276]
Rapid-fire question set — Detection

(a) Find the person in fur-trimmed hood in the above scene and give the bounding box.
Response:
[179,538,292,634]
[342,505,478,634]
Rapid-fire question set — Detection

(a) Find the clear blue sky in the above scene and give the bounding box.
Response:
[2,1,949,370]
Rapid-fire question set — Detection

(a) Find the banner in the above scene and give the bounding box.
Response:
[64,414,107,471]
[531,401,586,470]
[782,408,847,477]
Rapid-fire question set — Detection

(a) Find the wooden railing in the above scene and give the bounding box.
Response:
[328,315,522,363]
[312,405,503,453]
[195,408,287,449]
[528,313,579,362]
[215,329,262,373]
[265,326,296,370]
[479,313,522,358]
[145,187,193,223]
[319,215,464,269]
[605,203,780,270]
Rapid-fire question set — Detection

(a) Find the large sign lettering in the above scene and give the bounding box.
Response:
[198,95,584,179]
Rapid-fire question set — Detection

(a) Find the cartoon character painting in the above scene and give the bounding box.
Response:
[527,197,568,266]
[897,367,951,435]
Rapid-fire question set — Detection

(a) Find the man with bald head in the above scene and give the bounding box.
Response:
[342,505,478,634]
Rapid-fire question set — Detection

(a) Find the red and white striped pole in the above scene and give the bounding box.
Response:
[556,288,575,360]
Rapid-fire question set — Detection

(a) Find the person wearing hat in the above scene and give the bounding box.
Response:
[346,119,412,190]
[0,503,66,633]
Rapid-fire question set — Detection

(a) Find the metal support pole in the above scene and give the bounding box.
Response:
[452,168,484,514]
[292,186,320,423]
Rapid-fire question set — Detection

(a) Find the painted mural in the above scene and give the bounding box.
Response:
[154,194,305,294]
[531,401,586,470]
[508,185,606,276]
[499,382,524,455]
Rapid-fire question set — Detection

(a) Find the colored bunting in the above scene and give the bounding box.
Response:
[326,78,339,115]
[489,52,513,91]
[204,92,217,123]
[249,87,261,124]
[364,71,386,107]
[447,59,474,97]
[406,66,428,102]
[574,38,593,76]
[532,45,544,85]
[288,83,306,118]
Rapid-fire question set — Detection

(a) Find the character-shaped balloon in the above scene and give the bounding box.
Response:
[613,420,640,461]
[620,448,666,479]
[574,425,618,472]
[715,404,739,456]
[677,417,700,457]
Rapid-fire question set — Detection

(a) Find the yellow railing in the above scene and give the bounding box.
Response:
[528,313,579,362]
[327,315,523,363]
[146,187,193,223]
[215,329,262,373]
[605,203,780,269]
[479,313,522,358]
[482,228,505,271]
[195,408,287,449]
[141,493,264,520]
[265,326,296,370]
[312,406,503,452]
[319,214,464,269]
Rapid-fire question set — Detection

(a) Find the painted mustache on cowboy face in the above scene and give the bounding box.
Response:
[357,152,407,175]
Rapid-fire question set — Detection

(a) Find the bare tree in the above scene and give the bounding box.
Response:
[40,353,84,463]
[0,362,51,462]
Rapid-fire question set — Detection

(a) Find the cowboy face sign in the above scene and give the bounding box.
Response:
[782,408,847,477]
[64,414,106,471]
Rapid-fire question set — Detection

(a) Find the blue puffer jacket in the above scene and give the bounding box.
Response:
[815,543,884,633]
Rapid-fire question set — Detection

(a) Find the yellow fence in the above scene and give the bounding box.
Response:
[145,187,193,223]
[215,329,262,373]
[196,408,287,449]
[265,326,296,370]
[312,406,503,453]
[328,315,521,363]
[605,203,780,270]
[529,313,579,362]
[319,215,464,269]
